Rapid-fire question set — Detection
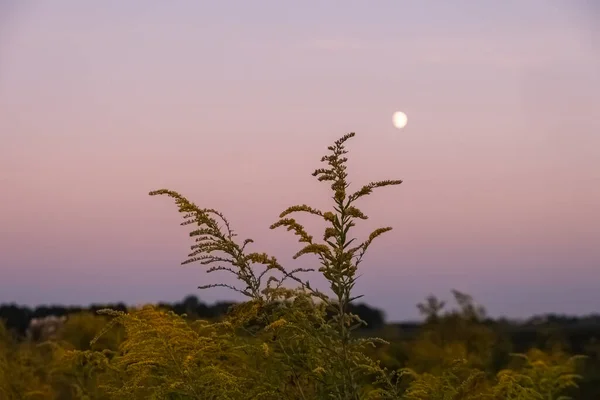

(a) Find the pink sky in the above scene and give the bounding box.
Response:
[1,1,599,321]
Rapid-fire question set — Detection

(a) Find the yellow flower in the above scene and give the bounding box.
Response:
[265,318,287,331]
[262,343,270,357]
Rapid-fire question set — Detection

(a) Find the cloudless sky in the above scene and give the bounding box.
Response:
[1,1,599,321]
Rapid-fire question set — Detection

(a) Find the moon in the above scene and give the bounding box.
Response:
[392,111,408,129]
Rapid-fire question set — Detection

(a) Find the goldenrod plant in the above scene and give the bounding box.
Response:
[148,132,402,399]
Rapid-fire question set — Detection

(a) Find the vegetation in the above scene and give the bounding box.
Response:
[1,133,597,399]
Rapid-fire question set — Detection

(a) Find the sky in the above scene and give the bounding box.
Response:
[1,1,599,322]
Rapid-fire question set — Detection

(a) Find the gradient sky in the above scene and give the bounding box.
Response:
[1,1,599,321]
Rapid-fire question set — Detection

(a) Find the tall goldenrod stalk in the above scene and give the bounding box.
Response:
[151,132,402,398]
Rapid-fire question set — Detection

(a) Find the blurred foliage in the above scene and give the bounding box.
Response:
[1,298,596,399]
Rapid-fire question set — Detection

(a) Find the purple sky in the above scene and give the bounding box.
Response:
[1,1,599,321]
